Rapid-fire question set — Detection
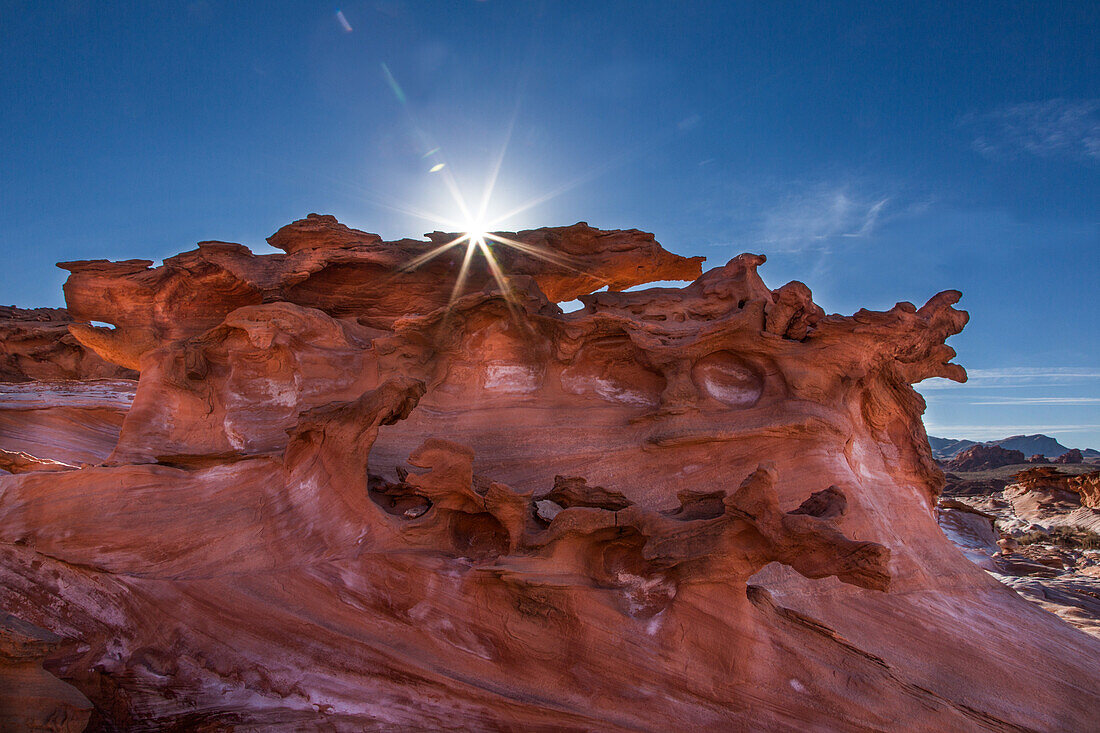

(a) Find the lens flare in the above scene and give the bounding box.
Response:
[373,63,628,312]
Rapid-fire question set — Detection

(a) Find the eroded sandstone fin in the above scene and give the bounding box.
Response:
[267,213,385,253]
[57,217,704,370]
[284,377,426,476]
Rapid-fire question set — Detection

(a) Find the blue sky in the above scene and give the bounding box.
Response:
[2,1,1097,446]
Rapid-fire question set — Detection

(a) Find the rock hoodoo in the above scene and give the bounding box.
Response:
[1,215,1098,730]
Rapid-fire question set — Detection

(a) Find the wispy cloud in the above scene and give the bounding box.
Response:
[964,99,1100,162]
[918,367,1100,390]
[758,186,890,251]
[841,197,888,238]
[966,397,1100,406]
[923,424,1100,441]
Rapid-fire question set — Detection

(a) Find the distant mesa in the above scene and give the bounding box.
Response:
[996,434,1075,458]
[928,435,979,459]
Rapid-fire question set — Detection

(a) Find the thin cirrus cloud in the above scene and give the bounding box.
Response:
[922,424,1100,440]
[920,367,1100,444]
[756,187,890,251]
[964,99,1100,162]
[918,367,1100,390]
[965,397,1100,406]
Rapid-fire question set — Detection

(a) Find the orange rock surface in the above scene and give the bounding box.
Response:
[0,380,135,468]
[1,216,1098,730]
[1010,466,1100,510]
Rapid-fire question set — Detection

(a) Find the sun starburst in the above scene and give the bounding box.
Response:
[398,168,603,314]
[372,63,628,312]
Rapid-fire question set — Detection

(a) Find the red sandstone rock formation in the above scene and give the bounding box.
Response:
[0,448,75,474]
[0,306,136,382]
[939,468,1100,638]
[58,215,705,371]
[1011,466,1100,510]
[0,380,135,468]
[945,443,1027,471]
[1,217,1099,730]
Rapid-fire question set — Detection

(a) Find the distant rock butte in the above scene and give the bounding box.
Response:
[1053,448,1084,465]
[927,435,978,459]
[944,443,1027,471]
[994,434,1072,459]
[1,215,1099,730]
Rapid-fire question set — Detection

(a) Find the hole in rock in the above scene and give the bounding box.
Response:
[449,512,509,561]
[557,299,585,313]
[89,321,115,330]
[368,475,432,519]
[597,529,650,581]
[789,486,847,519]
[533,499,563,525]
[590,528,675,619]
